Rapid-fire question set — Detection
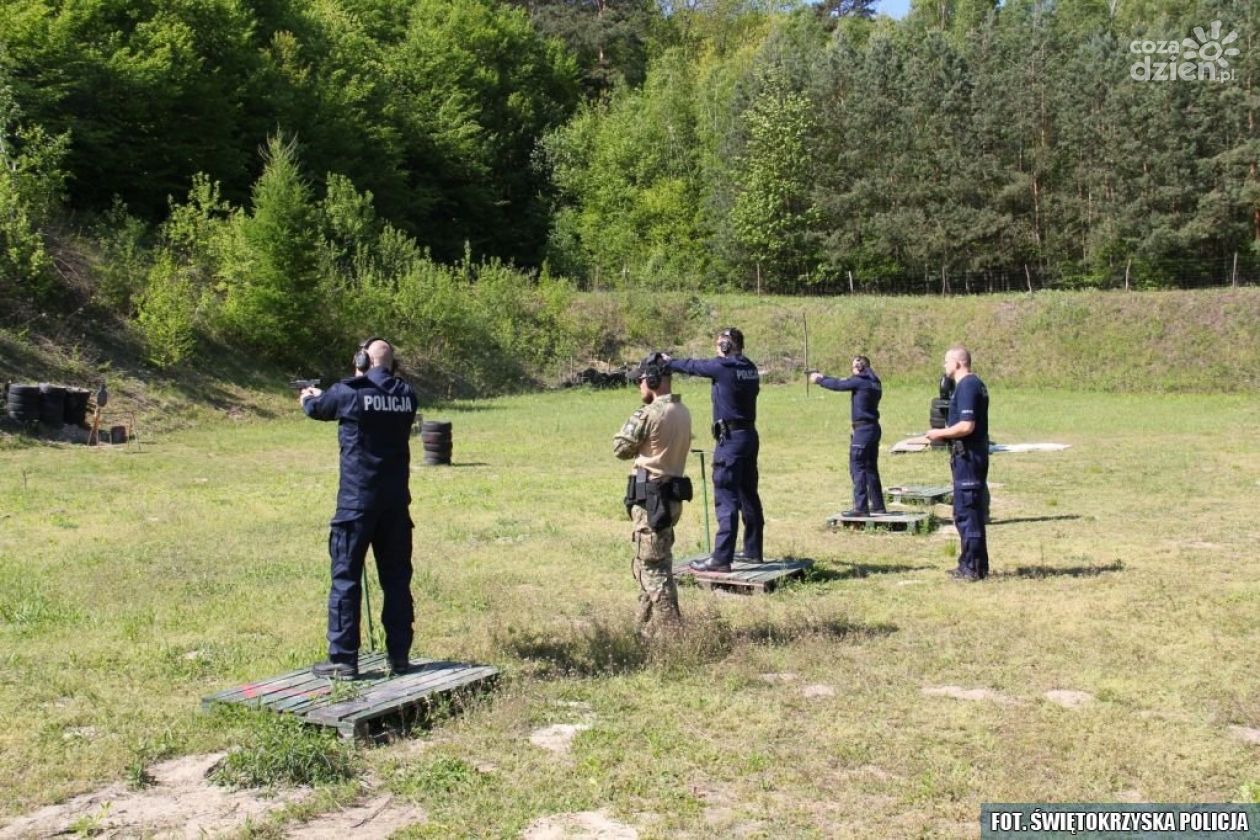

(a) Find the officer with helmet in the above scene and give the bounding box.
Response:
[663,327,763,573]
[300,337,419,679]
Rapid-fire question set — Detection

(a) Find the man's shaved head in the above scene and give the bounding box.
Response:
[366,339,394,371]
[946,346,972,368]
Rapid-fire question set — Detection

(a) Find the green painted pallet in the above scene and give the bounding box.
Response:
[673,556,814,593]
[826,510,933,533]
[884,484,953,506]
[202,653,498,739]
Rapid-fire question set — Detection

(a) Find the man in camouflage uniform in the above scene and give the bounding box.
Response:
[613,352,693,634]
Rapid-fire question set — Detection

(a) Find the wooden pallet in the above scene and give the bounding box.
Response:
[826,510,932,533]
[203,653,498,739]
[884,484,953,506]
[673,556,813,593]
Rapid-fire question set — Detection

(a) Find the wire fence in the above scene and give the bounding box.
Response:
[746,252,1260,296]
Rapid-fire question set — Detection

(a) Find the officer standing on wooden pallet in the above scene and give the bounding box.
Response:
[663,327,763,573]
[613,353,693,634]
[925,346,990,581]
[300,338,418,678]
[809,355,888,517]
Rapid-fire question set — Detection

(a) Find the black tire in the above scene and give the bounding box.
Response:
[8,384,40,397]
[420,431,451,444]
[420,420,452,432]
[38,387,65,425]
[63,390,90,425]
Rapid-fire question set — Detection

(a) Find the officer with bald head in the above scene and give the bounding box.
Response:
[925,346,990,581]
[300,337,419,678]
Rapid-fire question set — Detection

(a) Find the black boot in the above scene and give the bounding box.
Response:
[689,557,732,573]
[312,659,358,680]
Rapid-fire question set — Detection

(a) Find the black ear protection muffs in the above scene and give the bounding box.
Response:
[354,337,396,373]
[353,337,380,371]
[638,352,665,390]
[717,327,743,355]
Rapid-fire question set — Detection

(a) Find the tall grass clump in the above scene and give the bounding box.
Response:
[210,713,358,789]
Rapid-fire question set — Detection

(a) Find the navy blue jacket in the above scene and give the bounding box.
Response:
[948,373,989,454]
[818,369,881,423]
[667,355,759,424]
[303,366,418,510]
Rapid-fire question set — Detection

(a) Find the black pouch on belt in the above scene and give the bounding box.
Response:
[644,478,672,530]
[671,476,693,503]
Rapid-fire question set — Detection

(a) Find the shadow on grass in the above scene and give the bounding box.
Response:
[734,615,898,645]
[501,621,647,678]
[989,515,1083,526]
[808,561,935,582]
[997,560,1124,579]
[500,608,898,679]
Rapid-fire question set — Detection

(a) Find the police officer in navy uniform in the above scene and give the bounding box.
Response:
[664,327,763,573]
[925,346,990,581]
[300,337,418,678]
[809,355,887,517]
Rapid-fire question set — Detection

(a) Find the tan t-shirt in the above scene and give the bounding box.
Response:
[612,393,692,478]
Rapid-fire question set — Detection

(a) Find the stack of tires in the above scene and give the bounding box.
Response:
[420,420,452,466]
[64,388,91,426]
[38,384,67,427]
[928,398,951,448]
[6,384,41,426]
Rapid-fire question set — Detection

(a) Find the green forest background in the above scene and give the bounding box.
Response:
[0,0,1257,381]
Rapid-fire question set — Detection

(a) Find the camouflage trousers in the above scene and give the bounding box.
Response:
[630,502,682,632]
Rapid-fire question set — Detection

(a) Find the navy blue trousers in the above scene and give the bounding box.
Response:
[950,451,990,578]
[327,507,414,662]
[711,434,764,563]
[849,424,885,514]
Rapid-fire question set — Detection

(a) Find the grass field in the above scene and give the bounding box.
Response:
[1,379,1259,837]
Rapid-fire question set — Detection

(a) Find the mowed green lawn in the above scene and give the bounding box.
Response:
[1,381,1258,836]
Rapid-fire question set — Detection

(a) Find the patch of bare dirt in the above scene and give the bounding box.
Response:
[921,685,1020,705]
[1229,725,1260,745]
[286,794,426,838]
[0,753,307,839]
[1044,690,1094,709]
[529,723,591,754]
[800,684,836,698]
[520,809,638,839]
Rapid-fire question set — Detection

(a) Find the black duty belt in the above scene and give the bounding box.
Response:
[851,420,875,429]
[722,419,755,431]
